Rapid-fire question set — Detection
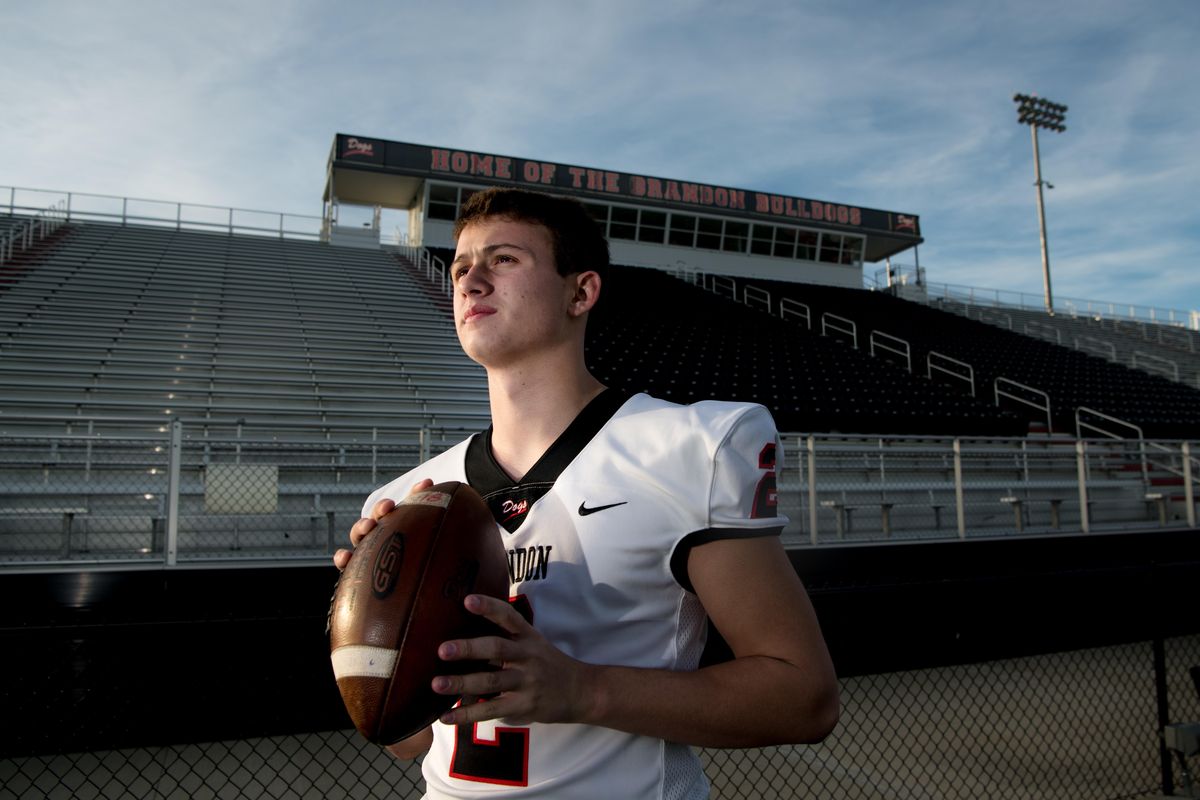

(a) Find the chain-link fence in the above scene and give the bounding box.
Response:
[3,635,1198,799]
[3,419,1198,565]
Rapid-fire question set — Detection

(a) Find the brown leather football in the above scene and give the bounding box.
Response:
[329,481,507,744]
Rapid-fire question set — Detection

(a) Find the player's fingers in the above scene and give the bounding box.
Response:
[431,667,522,698]
[408,479,434,496]
[333,548,352,571]
[438,635,517,664]
[440,695,520,727]
[369,497,397,521]
[462,594,529,635]
[348,516,378,548]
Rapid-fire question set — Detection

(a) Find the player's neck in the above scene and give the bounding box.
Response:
[485,358,605,482]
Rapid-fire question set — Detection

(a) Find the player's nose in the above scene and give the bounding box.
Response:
[456,261,492,295]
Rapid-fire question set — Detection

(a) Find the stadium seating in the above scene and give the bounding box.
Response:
[14,223,1187,441]
[727,276,1200,439]
[585,265,1026,436]
[0,218,489,438]
[942,299,1200,390]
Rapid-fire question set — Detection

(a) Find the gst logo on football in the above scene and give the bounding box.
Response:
[371,532,405,599]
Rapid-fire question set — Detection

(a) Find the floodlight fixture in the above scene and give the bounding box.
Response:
[1014,93,1068,314]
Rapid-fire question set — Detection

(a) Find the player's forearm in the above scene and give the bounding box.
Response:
[385,726,433,759]
[579,654,839,748]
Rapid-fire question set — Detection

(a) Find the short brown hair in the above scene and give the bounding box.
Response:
[452,187,610,279]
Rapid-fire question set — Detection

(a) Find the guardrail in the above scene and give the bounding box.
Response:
[914,272,1200,330]
[0,199,67,265]
[1,185,324,241]
[2,416,1196,569]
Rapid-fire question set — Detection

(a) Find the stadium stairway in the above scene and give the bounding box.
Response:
[0,214,75,289]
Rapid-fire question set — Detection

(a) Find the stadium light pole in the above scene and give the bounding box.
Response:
[1013,93,1067,315]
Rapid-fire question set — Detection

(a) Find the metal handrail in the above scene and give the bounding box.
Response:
[869,330,911,372]
[0,200,67,265]
[995,377,1051,432]
[780,297,811,329]
[821,312,857,349]
[2,186,322,241]
[914,273,1199,331]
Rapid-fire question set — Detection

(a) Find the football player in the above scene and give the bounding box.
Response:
[334,187,837,798]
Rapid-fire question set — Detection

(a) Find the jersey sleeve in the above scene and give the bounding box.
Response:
[670,404,787,592]
[708,404,786,530]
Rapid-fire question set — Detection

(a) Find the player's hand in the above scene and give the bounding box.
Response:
[332,479,433,571]
[431,594,598,727]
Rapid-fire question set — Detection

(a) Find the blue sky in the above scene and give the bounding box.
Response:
[2,0,1197,315]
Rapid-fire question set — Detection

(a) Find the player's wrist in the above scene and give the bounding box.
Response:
[572,660,609,727]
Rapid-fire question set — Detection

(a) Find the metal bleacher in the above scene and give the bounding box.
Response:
[0,217,489,562]
[0,218,488,434]
[1,213,1197,566]
[703,274,1200,440]
[942,298,1200,390]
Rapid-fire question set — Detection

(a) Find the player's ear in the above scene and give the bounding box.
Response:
[568,270,601,318]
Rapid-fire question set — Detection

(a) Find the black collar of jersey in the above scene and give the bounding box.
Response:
[466,388,631,532]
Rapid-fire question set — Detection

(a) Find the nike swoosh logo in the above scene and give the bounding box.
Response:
[578,501,628,516]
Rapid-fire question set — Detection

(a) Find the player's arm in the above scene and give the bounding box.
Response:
[433,537,837,748]
[595,532,839,747]
[584,410,836,745]
[333,479,436,759]
[385,727,434,759]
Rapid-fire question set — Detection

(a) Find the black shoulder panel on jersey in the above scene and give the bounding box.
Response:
[670,526,785,593]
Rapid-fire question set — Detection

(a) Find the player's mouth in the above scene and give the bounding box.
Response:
[462,305,497,324]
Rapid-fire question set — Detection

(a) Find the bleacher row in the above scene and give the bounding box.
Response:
[0,219,489,439]
[712,275,1200,440]
[584,265,1026,436]
[422,246,1026,437]
[2,218,1195,560]
[944,300,1200,390]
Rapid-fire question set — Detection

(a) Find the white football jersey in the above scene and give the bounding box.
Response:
[361,391,786,799]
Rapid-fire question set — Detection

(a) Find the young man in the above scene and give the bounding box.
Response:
[333,188,838,799]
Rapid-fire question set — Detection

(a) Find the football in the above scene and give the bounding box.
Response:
[328,481,507,744]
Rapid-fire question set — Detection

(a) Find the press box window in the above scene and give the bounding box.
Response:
[796,230,818,261]
[818,233,865,266]
[427,184,459,221]
[751,224,774,256]
[722,221,749,253]
[773,227,797,259]
[583,203,609,228]
[609,206,638,240]
[669,214,697,247]
[638,210,666,244]
[841,236,864,266]
[696,217,723,250]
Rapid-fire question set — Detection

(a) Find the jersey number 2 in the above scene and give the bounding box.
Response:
[448,594,534,786]
[752,442,778,519]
